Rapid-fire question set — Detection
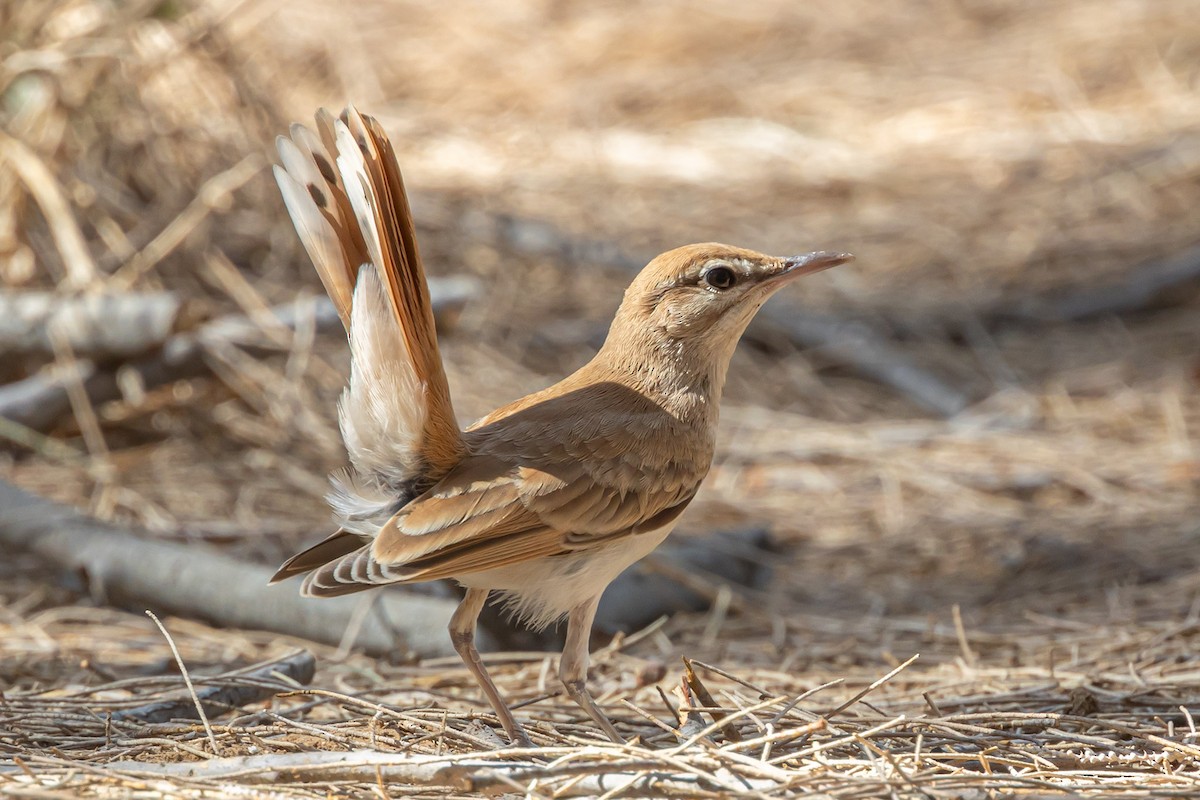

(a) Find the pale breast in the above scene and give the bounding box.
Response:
[455,522,676,631]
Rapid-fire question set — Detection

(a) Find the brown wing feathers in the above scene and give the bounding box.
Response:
[270,529,364,584]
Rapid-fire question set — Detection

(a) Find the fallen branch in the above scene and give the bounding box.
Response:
[1004,243,1200,322]
[111,650,317,724]
[0,478,460,658]
[86,750,768,796]
[0,290,188,359]
[0,276,478,431]
[754,310,971,417]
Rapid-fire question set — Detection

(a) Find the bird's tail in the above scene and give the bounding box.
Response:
[272,107,464,514]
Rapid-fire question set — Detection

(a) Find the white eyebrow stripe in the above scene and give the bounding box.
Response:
[699,257,753,277]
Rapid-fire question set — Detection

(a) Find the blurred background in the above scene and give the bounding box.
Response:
[3,0,1200,651]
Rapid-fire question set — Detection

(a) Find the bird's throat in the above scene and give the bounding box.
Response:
[592,328,728,430]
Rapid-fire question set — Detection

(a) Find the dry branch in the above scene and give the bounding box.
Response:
[111,650,316,724]
[1004,243,1200,322]
[754,311,970,417]
[0,362,95,433]
[0,478,460,658]
[89,750,763,797]
[0,290,187,359]
[0,277,478,431]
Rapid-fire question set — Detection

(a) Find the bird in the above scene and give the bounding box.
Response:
[269,106,852,747]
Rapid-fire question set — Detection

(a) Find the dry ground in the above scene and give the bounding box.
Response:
[3,0,1200,796]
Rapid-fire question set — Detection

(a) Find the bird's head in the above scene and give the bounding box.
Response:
[595,243,852,402]
[609,242,851,353]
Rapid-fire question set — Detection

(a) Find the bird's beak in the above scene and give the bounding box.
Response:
[779,251,855,279]
[754,251,853,293]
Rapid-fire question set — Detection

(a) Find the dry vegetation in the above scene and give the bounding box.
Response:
[3,0,1200,796]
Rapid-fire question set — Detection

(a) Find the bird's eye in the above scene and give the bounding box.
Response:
[702,266,737,290]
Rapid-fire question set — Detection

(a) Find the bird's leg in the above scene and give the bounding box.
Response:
[560,595,625,743]
[449,588,533,748]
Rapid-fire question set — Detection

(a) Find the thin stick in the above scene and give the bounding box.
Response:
[688,660,772,698]
[826,654,920,718]
[767,679,844,726]
[619,698,677,736]
[46,329,108,465]
[664,695,786,756]
[952,605,977,669]
[0,131,98,288]
[0,415,87,463]
[112,154,264,289]
[144,610,219,756]
[682,657,743,742]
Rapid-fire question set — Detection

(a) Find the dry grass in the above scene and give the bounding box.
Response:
[3,0,1200,796]
[7,582,1200,796]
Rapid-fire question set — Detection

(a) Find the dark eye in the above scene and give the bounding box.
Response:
[703,265,737,290]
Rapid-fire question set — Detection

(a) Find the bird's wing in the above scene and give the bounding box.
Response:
[471,378,707,545]
[270,529,364,584]
[294,372,707,597]
[273,106,463,490]
[298,448,698,597]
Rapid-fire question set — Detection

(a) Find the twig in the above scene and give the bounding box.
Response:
[0,278,476,431]
[111,154,264,289]
[0,131,98,288]
[766,715,908,765]
[619,699,678,737]
[719,717,828,756]
[47,325,110,468]
[0,414,87,463]
[826,654,920,718]
[766,679,844,726]
[665,694,787,755]
[110,650,316,724]
[682,658,743,743]
[687,660,771,699]
[144,610,219,755]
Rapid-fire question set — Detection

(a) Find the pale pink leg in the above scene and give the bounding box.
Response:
[449,588,533,747]
[560,595,624,743]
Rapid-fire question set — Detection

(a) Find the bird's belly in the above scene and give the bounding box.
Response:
[456,523,675,630]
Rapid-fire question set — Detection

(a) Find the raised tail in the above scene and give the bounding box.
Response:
[272,107,465,575]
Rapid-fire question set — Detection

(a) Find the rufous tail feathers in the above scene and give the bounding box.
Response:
[271,107,465,575]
